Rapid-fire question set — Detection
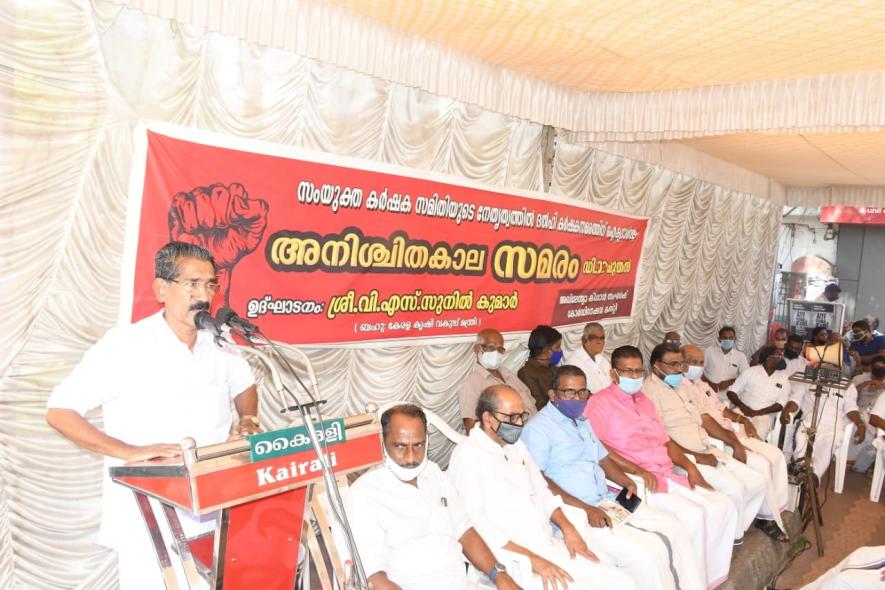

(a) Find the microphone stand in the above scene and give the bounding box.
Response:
[220,328,369,589]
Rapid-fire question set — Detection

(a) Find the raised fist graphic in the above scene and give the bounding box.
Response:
[168,182,269,309]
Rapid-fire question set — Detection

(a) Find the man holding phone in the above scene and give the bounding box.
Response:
[521,365,704,590]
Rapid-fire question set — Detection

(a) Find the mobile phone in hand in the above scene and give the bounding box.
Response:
[615,487,641,513]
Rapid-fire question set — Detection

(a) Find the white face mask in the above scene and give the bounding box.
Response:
[383,443,429,482]
[479,350,504,370]
[684,364,703,382]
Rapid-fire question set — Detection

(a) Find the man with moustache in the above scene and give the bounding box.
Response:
[46,242,260,590]
[345,404,521,590]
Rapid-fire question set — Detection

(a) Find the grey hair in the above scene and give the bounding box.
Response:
[475,385,503,421]
[154,241,216,280]
[582,322,604,339]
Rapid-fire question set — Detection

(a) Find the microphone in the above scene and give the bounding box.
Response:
[216,307,259,336]
[194,310,224,337]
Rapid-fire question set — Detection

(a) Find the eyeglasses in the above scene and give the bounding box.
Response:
[657,360,687,370]
[615,367,645,378]
[479,343,506,353]
[555,387,590,400]
[585,335,605,341]
[167,279,220,293]
[493,410,530,425]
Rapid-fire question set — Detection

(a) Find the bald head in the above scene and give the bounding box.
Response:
[680,344,703,366]
[664,331,681,344]
[475,329,504,353]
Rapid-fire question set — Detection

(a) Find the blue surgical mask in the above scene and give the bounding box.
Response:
[663,373,683,388]
[553,399,588,420]
[720,339,734,351]
[684,365,704,381]
[618,377,643,395]
[549,350,563,366]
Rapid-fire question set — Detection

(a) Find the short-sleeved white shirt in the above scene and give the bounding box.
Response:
[704,346,749,384]
[47,310,255,546]
[563,347,612,393]
[729,365,792,410]
[345,462,474,589]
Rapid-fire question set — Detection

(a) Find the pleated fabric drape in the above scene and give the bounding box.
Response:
[0,2,781,587]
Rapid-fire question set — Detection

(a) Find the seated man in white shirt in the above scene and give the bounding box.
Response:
[679,345,791,541]
[726,346,792,441]
[780,375,867,480]
[851,356,885,473]
[521,365,705,590]
[448,385,638,590]
[644,344,772,543]
[458,328,537,432]
[45,241,261,590]
[563,322,613,394]
[345,404,520,590]
[703,326,749,396]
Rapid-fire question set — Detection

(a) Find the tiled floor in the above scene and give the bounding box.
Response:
[775,468,885,588]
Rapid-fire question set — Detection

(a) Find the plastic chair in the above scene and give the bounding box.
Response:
[833,422,856,494]
[870,429,885,502]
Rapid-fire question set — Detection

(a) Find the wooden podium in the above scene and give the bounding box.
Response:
[110,414,382,590]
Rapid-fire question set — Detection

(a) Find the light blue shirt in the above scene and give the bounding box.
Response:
[521,402,611,506]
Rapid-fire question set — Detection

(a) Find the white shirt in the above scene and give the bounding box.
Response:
[704,346,749,384]
[345,462,474,590]
[872,392,885,420]
[47,311,255,546]
[447,426,563,551]
[563,347,612,393]
[729,365,792,411]
[789,382,859,423]
[786,356,808,377]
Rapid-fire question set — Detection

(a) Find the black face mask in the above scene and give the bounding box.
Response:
[873,366,885,380]
[784,349,800,360]
[774,359,787,371]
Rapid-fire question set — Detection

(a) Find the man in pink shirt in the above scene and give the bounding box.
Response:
[585,345,738,589]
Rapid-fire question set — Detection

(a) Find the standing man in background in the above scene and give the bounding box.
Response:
[704,326,749,397]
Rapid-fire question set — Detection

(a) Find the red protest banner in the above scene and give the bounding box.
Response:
[820,205,885,226]
[121,123,648,345]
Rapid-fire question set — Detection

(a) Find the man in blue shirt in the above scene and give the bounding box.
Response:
[521,365,705,590]
[849,319,885,369]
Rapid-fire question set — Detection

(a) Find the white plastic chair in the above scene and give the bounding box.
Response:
[870,429,885,502]
[833,422,856,494]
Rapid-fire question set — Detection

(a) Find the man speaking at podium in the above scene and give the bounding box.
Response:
[46,242,260,590]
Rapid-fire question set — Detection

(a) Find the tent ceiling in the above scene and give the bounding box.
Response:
[331,0,885,190]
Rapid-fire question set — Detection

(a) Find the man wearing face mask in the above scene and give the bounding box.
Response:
[585,346,738,589]
[345,404,521,590]
[784,334,807,374]
[458,329,537,431]
[518,325,564,411]
[448,385,637,590]
[681,345,790,531]
[563,323,613,394]
[850,356,885,474]
[643,344,780,543]
[521,365,705,590]
[849,320,885,369]
[815,283,842,303]
[703,326,749,396]
[726,346,792,441]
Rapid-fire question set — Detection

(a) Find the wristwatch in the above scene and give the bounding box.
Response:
[488,562,507,582]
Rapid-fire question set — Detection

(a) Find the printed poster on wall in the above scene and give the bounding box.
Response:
[120,122,649,345]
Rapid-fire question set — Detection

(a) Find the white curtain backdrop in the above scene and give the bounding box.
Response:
[1,1,781,588]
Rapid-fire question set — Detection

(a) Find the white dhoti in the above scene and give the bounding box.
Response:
[695,456,766,537]
[645,480,737,590]
[744,412,779,442]
[800,545,885,590]
[530,539,639,590]
[741,436,790,522]
[582,505,691,590]
[794,418,845,479]
[625,505,706,590]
